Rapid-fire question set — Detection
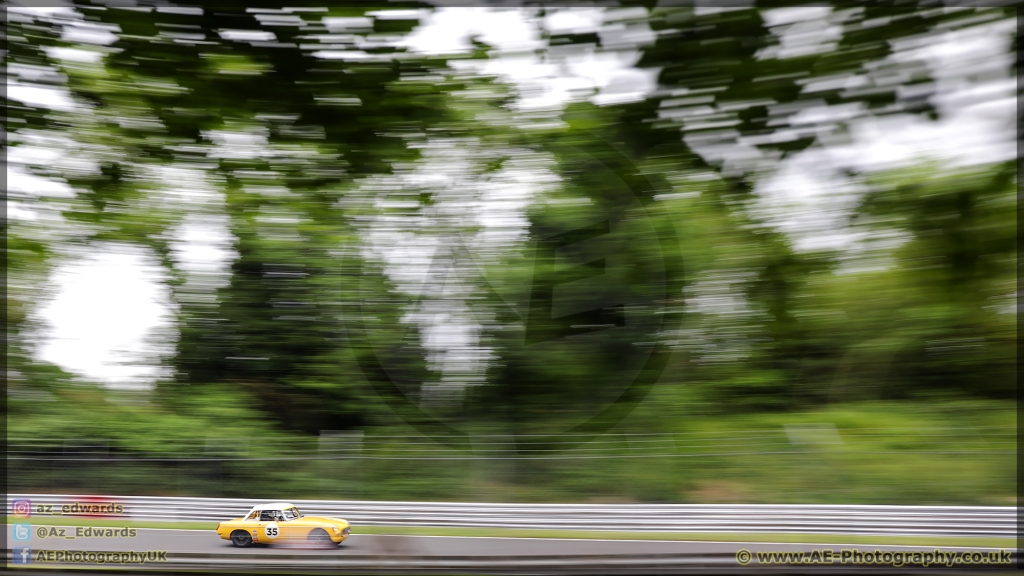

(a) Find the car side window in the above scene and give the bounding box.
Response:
[259,510,278,522]
[246,511,259,521]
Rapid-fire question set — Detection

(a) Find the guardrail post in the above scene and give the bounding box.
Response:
[784,423,842,497]
[469,430,484,501]
[470,432,511,502]
[62,438,110,493]
[177,456,184,497]
[204,437,246,497]
[626,433,677,501]
[320,430,363,499]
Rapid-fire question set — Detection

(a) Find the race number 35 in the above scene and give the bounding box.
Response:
[265,523,279,538]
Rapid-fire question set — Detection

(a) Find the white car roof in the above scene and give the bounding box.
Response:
[249,502,296,511]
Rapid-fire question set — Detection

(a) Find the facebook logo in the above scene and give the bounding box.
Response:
[13,547,32,564]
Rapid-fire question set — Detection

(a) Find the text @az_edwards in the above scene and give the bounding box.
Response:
[11,523,136,543]
[34,526,138,539]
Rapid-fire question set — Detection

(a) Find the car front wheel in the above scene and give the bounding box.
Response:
[307,528,333,546]
[230,530,253,548]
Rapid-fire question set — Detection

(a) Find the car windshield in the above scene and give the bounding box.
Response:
[283,507,301,520]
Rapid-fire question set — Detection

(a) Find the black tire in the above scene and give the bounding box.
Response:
[230,530,253,548]
[307,528,333,546]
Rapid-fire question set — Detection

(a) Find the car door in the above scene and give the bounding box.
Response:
[276,509,301,541]
[242,510,263,543]
[258,510,282,543]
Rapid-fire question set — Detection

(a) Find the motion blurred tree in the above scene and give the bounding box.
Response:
[848,162,1017,398]
[540,4,1016,409]
[4,2,1016,442]
[6,3,472,432]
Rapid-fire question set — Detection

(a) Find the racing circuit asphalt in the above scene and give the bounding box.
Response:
[7,525,1013,558]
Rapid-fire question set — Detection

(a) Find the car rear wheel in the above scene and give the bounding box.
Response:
[307,528,333,546]
[230,530,253,548]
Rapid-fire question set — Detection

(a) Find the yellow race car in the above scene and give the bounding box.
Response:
[216,502,351,547]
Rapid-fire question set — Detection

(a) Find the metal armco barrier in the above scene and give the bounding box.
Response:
[6,494,1015,538]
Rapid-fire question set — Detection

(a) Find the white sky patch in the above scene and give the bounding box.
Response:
[219,29,276,42]
[7,165,75,227]
[356,140,556,405]
[751,156,869,252]
[323,17,373,31]
[161,166,236,301]
[6,5,76,18]
[759,8,842,59]
[44,46,106,63]
[544,8,604,34]
[403,8,546,54]
[7,134,85,229]
[62,25,119,46]
[172,214,235,277]
[8,165,76,199]
[405,7,654,110]
[310,50,377,61]
[761,7,833,27]
[7,83,78,111]
[204,127,271,159]
[170,212,237,309]
[34,245,177,390]
[749,13,1015,253]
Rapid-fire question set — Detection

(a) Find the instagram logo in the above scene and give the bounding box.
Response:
[12,499,32,517]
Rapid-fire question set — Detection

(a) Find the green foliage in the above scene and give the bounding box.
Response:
[4,4,1015,503]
